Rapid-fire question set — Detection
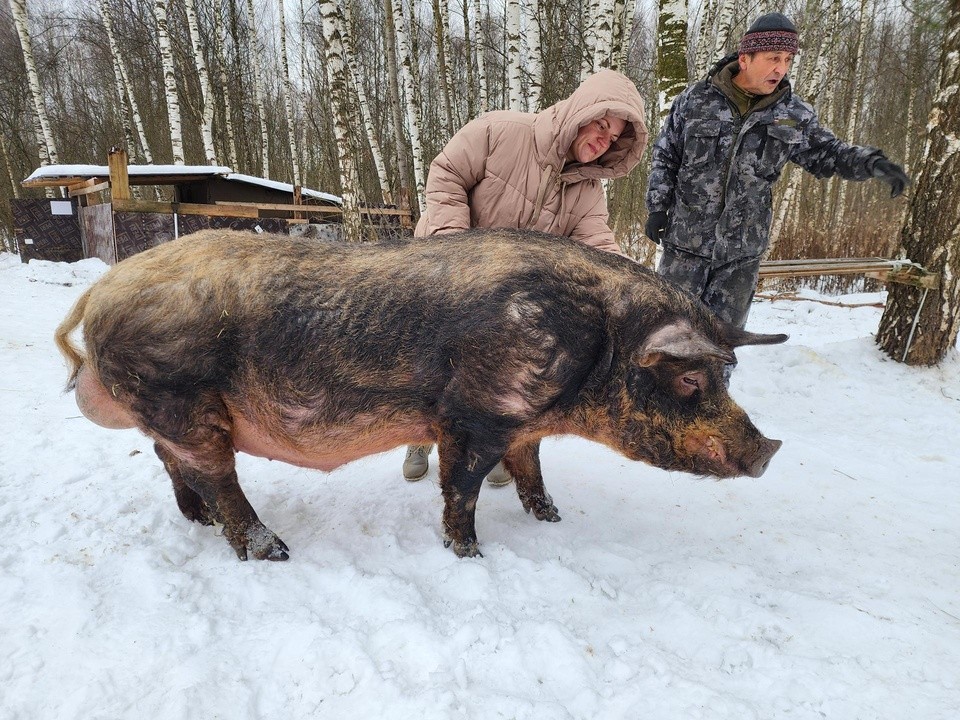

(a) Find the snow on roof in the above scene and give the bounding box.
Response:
[21,165,341,203]
[224,173,341,204]
[23,164,233,182]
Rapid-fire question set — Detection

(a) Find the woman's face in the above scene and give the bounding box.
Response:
[569,114,628,164]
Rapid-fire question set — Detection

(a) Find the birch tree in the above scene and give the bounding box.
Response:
[277,0,301,185]
[212,4,239,168]
[383,0,413,208]
[246,0,270,177]
[506,0,523,111]
[609,0,635,73]
[319,0,362,242]
[10,0,59,168]
[432,0,455,135]
[98,0,154,165]
[185,0,218,164]
[391,0,427,210]
[473,0,488,112]
[525,0,542,111]
[711,0,737,60]
[153,0,185,164]
[342,0,391,204]
[876,0,960,365]
[655,0,688,126]
[592,0,616,73]
[693,0,718,78]
[580,0,601,81]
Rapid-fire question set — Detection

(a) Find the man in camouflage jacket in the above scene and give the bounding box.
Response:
[645,12,909,329]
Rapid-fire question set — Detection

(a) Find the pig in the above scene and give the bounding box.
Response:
[55,228,787,561]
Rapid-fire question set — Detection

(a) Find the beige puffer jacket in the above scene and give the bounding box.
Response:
[415,70,649,254]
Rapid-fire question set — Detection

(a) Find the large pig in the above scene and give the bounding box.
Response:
[55,229,787,560]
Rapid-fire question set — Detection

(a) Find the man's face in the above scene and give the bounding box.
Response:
[735,51,795,95]
[570,115,628,164]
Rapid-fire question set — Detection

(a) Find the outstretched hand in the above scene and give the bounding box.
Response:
[873,158,911,198]
[645,211,669,244]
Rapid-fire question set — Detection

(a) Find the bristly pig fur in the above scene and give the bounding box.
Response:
[55,228,787,560]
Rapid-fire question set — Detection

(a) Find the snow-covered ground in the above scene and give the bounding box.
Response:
[1,252,958,720]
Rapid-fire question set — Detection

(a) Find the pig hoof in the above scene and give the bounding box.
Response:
[520,493,562,522]
[229,523,290,561]
[443,536,483,558]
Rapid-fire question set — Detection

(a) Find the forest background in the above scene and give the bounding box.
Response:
[0,0,949,280]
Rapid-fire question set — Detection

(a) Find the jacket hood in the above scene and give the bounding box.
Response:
[532,69,649,182]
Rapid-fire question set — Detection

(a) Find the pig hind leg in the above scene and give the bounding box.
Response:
[503,441,560,523]
[149,399,289,561]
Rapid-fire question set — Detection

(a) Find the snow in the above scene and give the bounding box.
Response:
[224,173,342,204]
[22,164,234,182]
[1,251,958,719]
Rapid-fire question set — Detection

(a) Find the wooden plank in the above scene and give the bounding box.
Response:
[108,148,130,200]
[69,181,110,197]
[112,198,259,218]
[215,200,413,218]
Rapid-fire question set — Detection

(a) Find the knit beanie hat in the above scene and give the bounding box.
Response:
[738,12,799,55]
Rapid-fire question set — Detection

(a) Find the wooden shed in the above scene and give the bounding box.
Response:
[14,150,409,264]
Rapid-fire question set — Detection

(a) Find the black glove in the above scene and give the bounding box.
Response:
[645,211,669,244]
[873,158,910,198]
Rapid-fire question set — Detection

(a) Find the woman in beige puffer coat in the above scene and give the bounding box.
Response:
[403,69,650,483]
[415,69,649,253]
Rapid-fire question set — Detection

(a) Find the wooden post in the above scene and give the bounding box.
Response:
[108,147,131,201]
[293,184,303,222]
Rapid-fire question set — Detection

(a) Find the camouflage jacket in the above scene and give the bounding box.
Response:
[646,56,885,262]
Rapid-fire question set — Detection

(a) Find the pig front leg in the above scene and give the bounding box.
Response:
[435,433,502,558]
[503,440,561,523]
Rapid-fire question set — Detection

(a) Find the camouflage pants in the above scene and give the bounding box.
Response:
[656,246,761,330]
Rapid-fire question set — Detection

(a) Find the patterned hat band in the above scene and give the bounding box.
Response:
[739,30,799,55]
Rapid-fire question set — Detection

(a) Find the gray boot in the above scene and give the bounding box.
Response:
[485,460,513,487]
[403,444,432,481]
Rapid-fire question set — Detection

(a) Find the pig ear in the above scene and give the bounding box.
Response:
[722,324,789,348]
[636,320,735,366]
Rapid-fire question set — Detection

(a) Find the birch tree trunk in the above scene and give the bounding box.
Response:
[185,0,218,164]
[834,0,872,224]
[525,0,542,111]
[592,0,616,73]
[432,0,455,135]
[711,0,736,59]
[693,0,718,78]
[580,0,601,82]
[505,0,523,111]
[10,0,59,168]
[246,0,270,177]
[383,0,412,209]
[876,0,960,365]
[1,133,19,200]
[212,5,239,168]
[342,0,391,204]
[609,0,634,73]
[99,0,154,165]
[319,0,362,242]
[153,0,185,164]
[473,0,488,112]
[391,0,427,210]
[460,0,476,118]
[277,0,301,185]
[655,0,689,126]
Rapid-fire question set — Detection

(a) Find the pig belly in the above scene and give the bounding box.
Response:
[230,413,433,472]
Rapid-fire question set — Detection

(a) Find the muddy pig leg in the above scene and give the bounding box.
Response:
[436,432,504,559]
[154,442,217,526]
[149,397,289,561]
[503,441,561,523]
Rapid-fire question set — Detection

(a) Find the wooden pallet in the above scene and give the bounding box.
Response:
[758,257,939,289]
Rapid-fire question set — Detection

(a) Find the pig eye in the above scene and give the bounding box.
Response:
[682,375,700,388]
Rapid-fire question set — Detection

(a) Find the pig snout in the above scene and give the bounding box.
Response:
[747,437,782,478]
